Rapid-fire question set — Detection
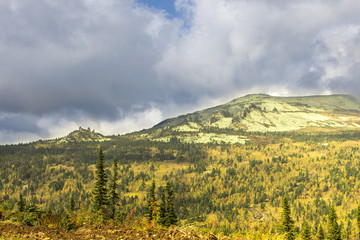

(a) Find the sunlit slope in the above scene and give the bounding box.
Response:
[153,94,360,133]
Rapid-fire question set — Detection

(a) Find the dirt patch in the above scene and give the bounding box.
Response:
[0,222,231,240]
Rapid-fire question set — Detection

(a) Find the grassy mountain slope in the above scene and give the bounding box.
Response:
[153,94,360,133]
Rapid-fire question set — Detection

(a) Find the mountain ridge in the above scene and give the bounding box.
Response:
[18,94,360,146]
[151,94,360,134]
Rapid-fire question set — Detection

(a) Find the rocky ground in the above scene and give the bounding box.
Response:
[0,222,230,240]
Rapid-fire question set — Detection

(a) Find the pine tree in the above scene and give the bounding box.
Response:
[164,181,178,227]
[109,156,119,219]
[158,186,166,226]
[18,192,25,212]
[316,224,325,240]
[301,220,311,240]
[92,146,108,213]
[327,205,341,240]
[147,180,157,221]
[281,195,295,240]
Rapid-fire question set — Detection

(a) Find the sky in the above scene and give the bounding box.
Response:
[0,0,360,144]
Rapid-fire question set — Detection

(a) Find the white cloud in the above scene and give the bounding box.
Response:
[157,0,360,97]
[1,0,360,143]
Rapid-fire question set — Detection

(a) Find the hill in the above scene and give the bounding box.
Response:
[153,94,360,132]
[141,94,360,144]
[2,94,360,239]
[47,127,111,145]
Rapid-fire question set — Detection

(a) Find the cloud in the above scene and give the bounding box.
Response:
[0,0,180,116]
[1,0,360,143]
[158,0,360,98]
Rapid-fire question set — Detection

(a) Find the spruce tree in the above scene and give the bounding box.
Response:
[164,181,178,227]
[301,221,311,240]
[316,224,325,240]
[147,180,157,221]
[18,192,25,212]
[92,146,108,213]
[158,186,166,226]
[327,205,341,240]
[281,195,295,240]
[109,156,119,219]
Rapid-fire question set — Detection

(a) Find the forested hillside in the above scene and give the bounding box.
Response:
[2,127,360,238]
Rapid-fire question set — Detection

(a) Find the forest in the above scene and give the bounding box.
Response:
[2,129,360,239]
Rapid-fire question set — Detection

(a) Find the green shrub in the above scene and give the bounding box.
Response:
[22,212,39,226]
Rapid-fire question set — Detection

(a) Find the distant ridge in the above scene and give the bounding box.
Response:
[152,94,360,133]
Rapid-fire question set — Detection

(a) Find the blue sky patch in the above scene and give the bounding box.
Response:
[137,0,177,17]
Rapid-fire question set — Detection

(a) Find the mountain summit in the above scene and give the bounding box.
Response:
[153,94,360,133]
[54,127,110,144]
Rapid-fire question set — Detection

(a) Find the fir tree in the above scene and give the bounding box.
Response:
[92,146,108,213]
[316,224,325,240]
[301,220,311,240]
[281,195,295,240]
[18,192,25,212]
[147,180,157,221]
[109,156,119,219]
[164,181,178,227]
[327,205,341,240]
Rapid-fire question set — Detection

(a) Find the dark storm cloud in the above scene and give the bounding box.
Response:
[0,113,41,133]
[0,0,174,119]
[1,0,360,144]
[328,62,360,96]
[297,71,323,89]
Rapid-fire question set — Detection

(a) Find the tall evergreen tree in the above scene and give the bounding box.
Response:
[164,181,178,227]
[327,205,341,240]
[301,220,311,240]
[316,224,325,240]
[281,195,295,240]
[18,192,25,212]
[147,180,157,221]
[158,186,166,226]
[109,156,119,219]
[92,146,108,213]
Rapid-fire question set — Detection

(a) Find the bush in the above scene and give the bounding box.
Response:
[39,213,62,228]
[22,212,39,226]
[61,213,75,231]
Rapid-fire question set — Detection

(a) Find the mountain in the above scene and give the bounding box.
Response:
[152,94,360,133]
